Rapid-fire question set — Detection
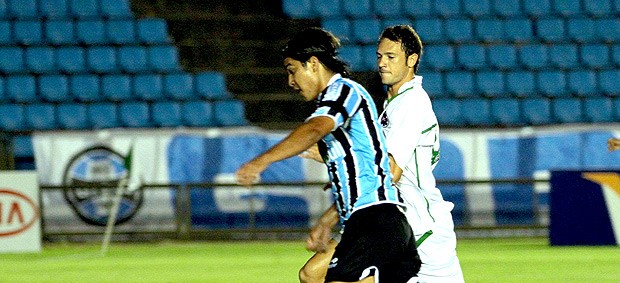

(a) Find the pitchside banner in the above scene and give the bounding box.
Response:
[0,171,41,253]
[549,171,620,246]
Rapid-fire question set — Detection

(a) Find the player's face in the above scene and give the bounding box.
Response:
[284,57,322,101]
[377,38,414,87]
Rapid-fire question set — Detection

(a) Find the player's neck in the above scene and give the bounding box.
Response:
[387,74,415,99]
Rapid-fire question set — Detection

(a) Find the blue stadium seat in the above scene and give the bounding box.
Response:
[118,46,148,73]
[361,44,377,71]
[580,44,610,69]
[403,0,432,17]
[584,98,613,123]
[24,103,57,130]
[421,72,444,98]
[181,101,215,127]
[462,99,492,126]
[133,74,164,101]
[313,0,341,18]
[86,46,117,73]
[321,18,351,44]
[463,0,491,18]
[12,135,33,158]
[213,99,248,126]
[0,2,6,19]
[492,0,520,17]
[552,0,580,16]
[57,103,89,129]
[7,0,36,19]
[147,45,181,72]
[548,45,578,69]
[164,73,194,100]
[567,70,597,97]
[382,17,413,30]
[476,71,506,97]
[595,18,620,43]
[522,98,551,125]
[445,72,475,98]
[613,45,620,66]
[101,74,132,101]
[537,71,567,98]
[119,102,151,128]
[490,98,521,126]
[194,72,229,100]
[423,45,454,71]
[45,20,75,45]
[70,74,101,102]
[136,18,170,45]
[414,19,444,43]
[551,98,583,123]
[106,20,135,45]
[56,47,86,73]
[25,47,55,73]
[342,0,371,17]
[13,21,42,45]
[523,0,551,17]
[69,0,99,19]
[519,45,549,70]
[339,45,363,71]
[282,0,313,18]
[444,18,473,43]
[599,70,620,96]
[456,44,485,70]
[351,18,381,44]
[38,75,70,102]
[0,21,10,45]
[567,18,596,43]
[536,17,566,43]
[487,45,517,70]
[0,104,25,131]
[434,0,461,18]
[506,71,536,97]
[100,0,132,19]
[432,99,463,127]
[475,19,504,42]
[76,20,106,45]
[88,103,119,129]
[0,77,4,102]
[40,0,69,19]
[584,0,612,17]
[152,101,182,127]
[504,18,533,42]
[6,75,36,102]
[373,0,402,18]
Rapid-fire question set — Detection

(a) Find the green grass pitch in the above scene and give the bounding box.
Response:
[2,237,619,282]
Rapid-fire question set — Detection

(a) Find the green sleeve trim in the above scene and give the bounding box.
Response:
[416,230,434,247]
[421,123,437,134]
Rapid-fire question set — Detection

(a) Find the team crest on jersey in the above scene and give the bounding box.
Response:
[380,112,389,127]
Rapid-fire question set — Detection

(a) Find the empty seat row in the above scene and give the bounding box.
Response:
[0,72,230,103]
[433,97,620,127]
[0,0,132,20]
[322,16,620,45]
[420,69,620,99]
[0,99,248,131]
[0,18,171,46]
[285,0,620,19]
[0,45,180,74]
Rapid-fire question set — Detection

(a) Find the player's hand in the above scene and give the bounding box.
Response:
[235,160,267,186]
[298,144,323,163]
[608,138,620,152]
[306,223,331,253]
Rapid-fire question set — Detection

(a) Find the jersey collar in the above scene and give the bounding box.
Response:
[386,76,423,104]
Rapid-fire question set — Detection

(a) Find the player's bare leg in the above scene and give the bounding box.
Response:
[299,240,337,283]
[327,276,375,283]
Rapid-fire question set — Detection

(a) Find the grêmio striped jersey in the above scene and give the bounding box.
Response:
[307,73,404,224]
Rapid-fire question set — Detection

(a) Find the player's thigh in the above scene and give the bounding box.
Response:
[327,276,376,283]
[301,240,338,276]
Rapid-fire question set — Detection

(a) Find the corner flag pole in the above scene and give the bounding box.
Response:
[101,146,133,256]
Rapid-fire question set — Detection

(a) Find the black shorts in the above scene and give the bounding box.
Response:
[325,203,421,283]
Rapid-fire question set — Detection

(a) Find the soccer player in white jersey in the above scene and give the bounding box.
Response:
[237,27,421,283]
[377,25,464,282]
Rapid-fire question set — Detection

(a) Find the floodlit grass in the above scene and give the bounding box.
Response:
[2,237,619,282]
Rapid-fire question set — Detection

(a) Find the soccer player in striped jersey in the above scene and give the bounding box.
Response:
[236,27,421,283]
[377,25,464,282]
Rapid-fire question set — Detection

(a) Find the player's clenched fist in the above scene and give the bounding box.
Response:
[608,138,620,152]
[235,160,266,186]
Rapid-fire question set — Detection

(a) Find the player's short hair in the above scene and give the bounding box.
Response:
[379,25,423,73]
[282,27,350,78]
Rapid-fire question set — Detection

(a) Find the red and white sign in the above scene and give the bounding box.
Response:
[0,171,41,253]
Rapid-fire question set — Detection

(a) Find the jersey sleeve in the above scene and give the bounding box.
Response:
[307,82,362,131]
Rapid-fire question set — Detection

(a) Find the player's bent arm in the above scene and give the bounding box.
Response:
[389,154,403,183]
[307,204,339,253]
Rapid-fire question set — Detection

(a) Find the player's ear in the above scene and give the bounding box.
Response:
[308,56,320,72]
[407,53,418,68]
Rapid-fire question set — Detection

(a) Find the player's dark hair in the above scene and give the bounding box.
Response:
[379,25,423,73]
[282,27,350,78]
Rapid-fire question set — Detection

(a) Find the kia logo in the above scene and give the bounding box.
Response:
[0,189,40,237]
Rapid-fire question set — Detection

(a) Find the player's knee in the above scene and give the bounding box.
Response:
[299,265,322,283]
